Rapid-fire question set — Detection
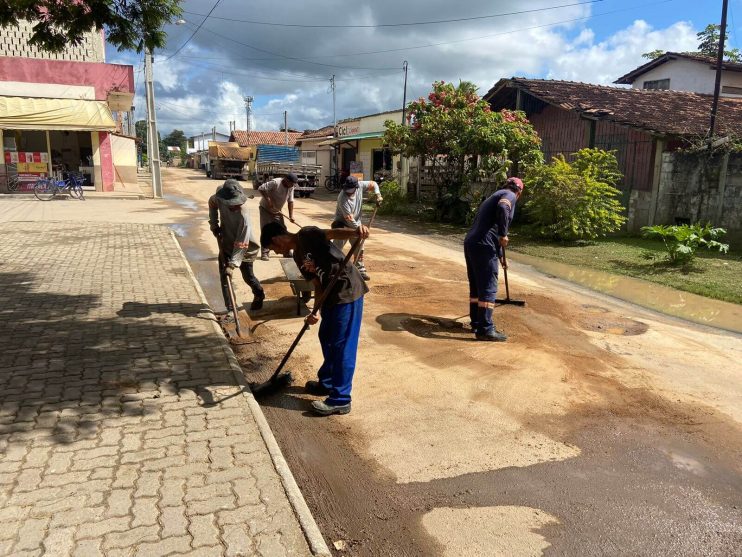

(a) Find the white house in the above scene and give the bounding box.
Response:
[187,131,230,154]
[614,52,742,97]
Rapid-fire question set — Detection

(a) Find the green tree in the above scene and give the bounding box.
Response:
[0,0,182,53]
[641,49,665,60]
[696,23,741,62]
[135,120,148,148]
[524,149,626,241]
[163,129,186,147]
[384,80,543,222]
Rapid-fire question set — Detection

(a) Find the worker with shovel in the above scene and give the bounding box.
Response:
[209,179,265,316]
[258,173,298,260]
[331,175,383,280]
[260,221,369,416]
[463,177,524,342]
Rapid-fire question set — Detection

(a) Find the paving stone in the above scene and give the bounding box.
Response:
[0,222,312,557]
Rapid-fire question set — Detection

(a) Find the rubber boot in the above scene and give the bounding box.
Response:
[475,307,507,342]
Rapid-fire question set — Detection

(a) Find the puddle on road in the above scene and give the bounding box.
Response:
[164,193,199,211]
[512,252,742,334]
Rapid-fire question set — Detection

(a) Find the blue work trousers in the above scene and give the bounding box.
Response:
[317,296,364,405]
[464,244,500,302]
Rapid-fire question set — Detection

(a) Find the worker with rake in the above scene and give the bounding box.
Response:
[258,172,298,260]
[260,221,370,415]
[464,177,524,342]
[331,175,383,280]
[209,180,265,315]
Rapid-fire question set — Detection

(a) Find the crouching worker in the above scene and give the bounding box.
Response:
[261,221,370,415]
[463,177,524,341]
[209,179,265,315]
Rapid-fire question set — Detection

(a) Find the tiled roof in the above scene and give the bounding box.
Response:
[299,125,335,139]
[230,130,303,147]
[615,51,742,84]
[485,78,742,137]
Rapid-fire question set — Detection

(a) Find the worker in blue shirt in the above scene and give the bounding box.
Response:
[463,177,524,341]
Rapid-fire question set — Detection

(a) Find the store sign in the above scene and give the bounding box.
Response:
[337,121,360,138]
[4,151,47,164]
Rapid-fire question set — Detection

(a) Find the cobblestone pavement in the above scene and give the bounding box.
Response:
[0,222,312,556]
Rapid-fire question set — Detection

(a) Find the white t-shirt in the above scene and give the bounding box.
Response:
[258,177,294,211]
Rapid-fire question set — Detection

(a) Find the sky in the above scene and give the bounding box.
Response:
[106,0,742,138]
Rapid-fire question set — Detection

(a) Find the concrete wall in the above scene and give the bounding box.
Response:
[631,58,742,96]
[652,151,742,242]
[0,21,104,62]
[111,134,137,190]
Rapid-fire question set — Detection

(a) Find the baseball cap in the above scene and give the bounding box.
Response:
[343,176,359,190]
[506,177,524,192]
[285,172,299,184]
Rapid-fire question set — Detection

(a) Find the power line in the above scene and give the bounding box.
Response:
[163,0,676,63]
[164,0,223,61]
[181,0,603,28]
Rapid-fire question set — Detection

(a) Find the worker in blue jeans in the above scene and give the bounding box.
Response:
[260,222,370,415]
[464,177,524,341]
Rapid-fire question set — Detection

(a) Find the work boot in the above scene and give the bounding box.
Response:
[475,329,508,342]
[311,400,351,416]
[222,312,235,324]
[250,290,265,311]
[304,380,330,396]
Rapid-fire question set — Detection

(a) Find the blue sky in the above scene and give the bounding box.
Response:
[105,0,742,137]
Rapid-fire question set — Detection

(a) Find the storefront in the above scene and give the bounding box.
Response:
[0,96,116,192]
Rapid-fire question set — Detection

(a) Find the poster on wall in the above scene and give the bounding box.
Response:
[349,160,363,174]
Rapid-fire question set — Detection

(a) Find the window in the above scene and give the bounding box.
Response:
[301,150,317,164]
[643,79,670,90]
[722,85,742,95]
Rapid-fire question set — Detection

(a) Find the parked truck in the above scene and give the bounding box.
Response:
[253,144,321,197]
[207,141,251,181]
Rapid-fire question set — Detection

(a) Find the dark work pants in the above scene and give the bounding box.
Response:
[317,297,364,406]
[219,258,263,311]
[464,244,499,333]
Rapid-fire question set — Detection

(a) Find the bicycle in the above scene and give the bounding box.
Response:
[33,173,85,201]
[324,173,340,192]
[6,174,19,192]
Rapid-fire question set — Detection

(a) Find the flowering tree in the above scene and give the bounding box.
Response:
[383,80,542,222]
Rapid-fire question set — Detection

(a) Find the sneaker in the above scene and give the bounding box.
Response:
[222,313,235,324]
[250,292,265,311]
[260,253,270,261]
[311,400,351,415]
[304,380,330,396]
[475,330,508,342]
[359,269,370,281]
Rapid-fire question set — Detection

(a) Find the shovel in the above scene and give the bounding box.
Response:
[353,202,380,265]
[218,245,254,344]
[250,236,363,396]
[496,247,526,306]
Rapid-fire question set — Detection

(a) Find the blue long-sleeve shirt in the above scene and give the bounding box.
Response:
[464,189,517,249]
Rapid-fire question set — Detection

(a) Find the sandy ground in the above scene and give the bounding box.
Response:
[4,168,740,555]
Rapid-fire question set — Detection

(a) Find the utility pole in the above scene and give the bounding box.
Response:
[284,111,288,145]
[709,0,729,138]
[331,74,337,176]
[212,126,216,142]
[144,49,162,198]
[244,96,253,136]
[402,61,408,125]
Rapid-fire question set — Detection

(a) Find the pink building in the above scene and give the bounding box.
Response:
[0,23,136,193]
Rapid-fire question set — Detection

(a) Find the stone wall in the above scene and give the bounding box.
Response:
[0,20,104,62]
[653,151,742,242]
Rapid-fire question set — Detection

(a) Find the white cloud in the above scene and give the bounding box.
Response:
[143,0,705,135]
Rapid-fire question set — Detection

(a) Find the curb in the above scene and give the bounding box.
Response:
[169,231,331,557]
[0,193,146,200]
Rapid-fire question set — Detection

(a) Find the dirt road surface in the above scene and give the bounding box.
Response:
[163,168,741,556]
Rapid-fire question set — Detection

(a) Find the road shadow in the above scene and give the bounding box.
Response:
[376,312,472,340]
[0,267,242,448]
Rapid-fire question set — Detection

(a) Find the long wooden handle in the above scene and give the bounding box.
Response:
[225,274,243,337]
[353,203,380,264]
[501,247,510,301]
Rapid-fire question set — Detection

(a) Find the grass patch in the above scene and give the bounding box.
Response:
[509,235,742,304]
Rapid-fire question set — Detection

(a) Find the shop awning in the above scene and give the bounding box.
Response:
[0,96,116,131]
[319,131,384,146]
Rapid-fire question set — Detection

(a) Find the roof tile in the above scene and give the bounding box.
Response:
[230,130,303,147]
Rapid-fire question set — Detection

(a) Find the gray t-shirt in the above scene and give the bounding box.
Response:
[333,181,380,228]
[208,192,259,267]
[258,177,294,212]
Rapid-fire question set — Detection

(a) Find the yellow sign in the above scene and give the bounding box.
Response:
[17,162,48,172]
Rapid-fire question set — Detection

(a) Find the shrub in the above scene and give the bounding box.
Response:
[524,149,626,241]
[376,180,411,216]
[641,223,729,264]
